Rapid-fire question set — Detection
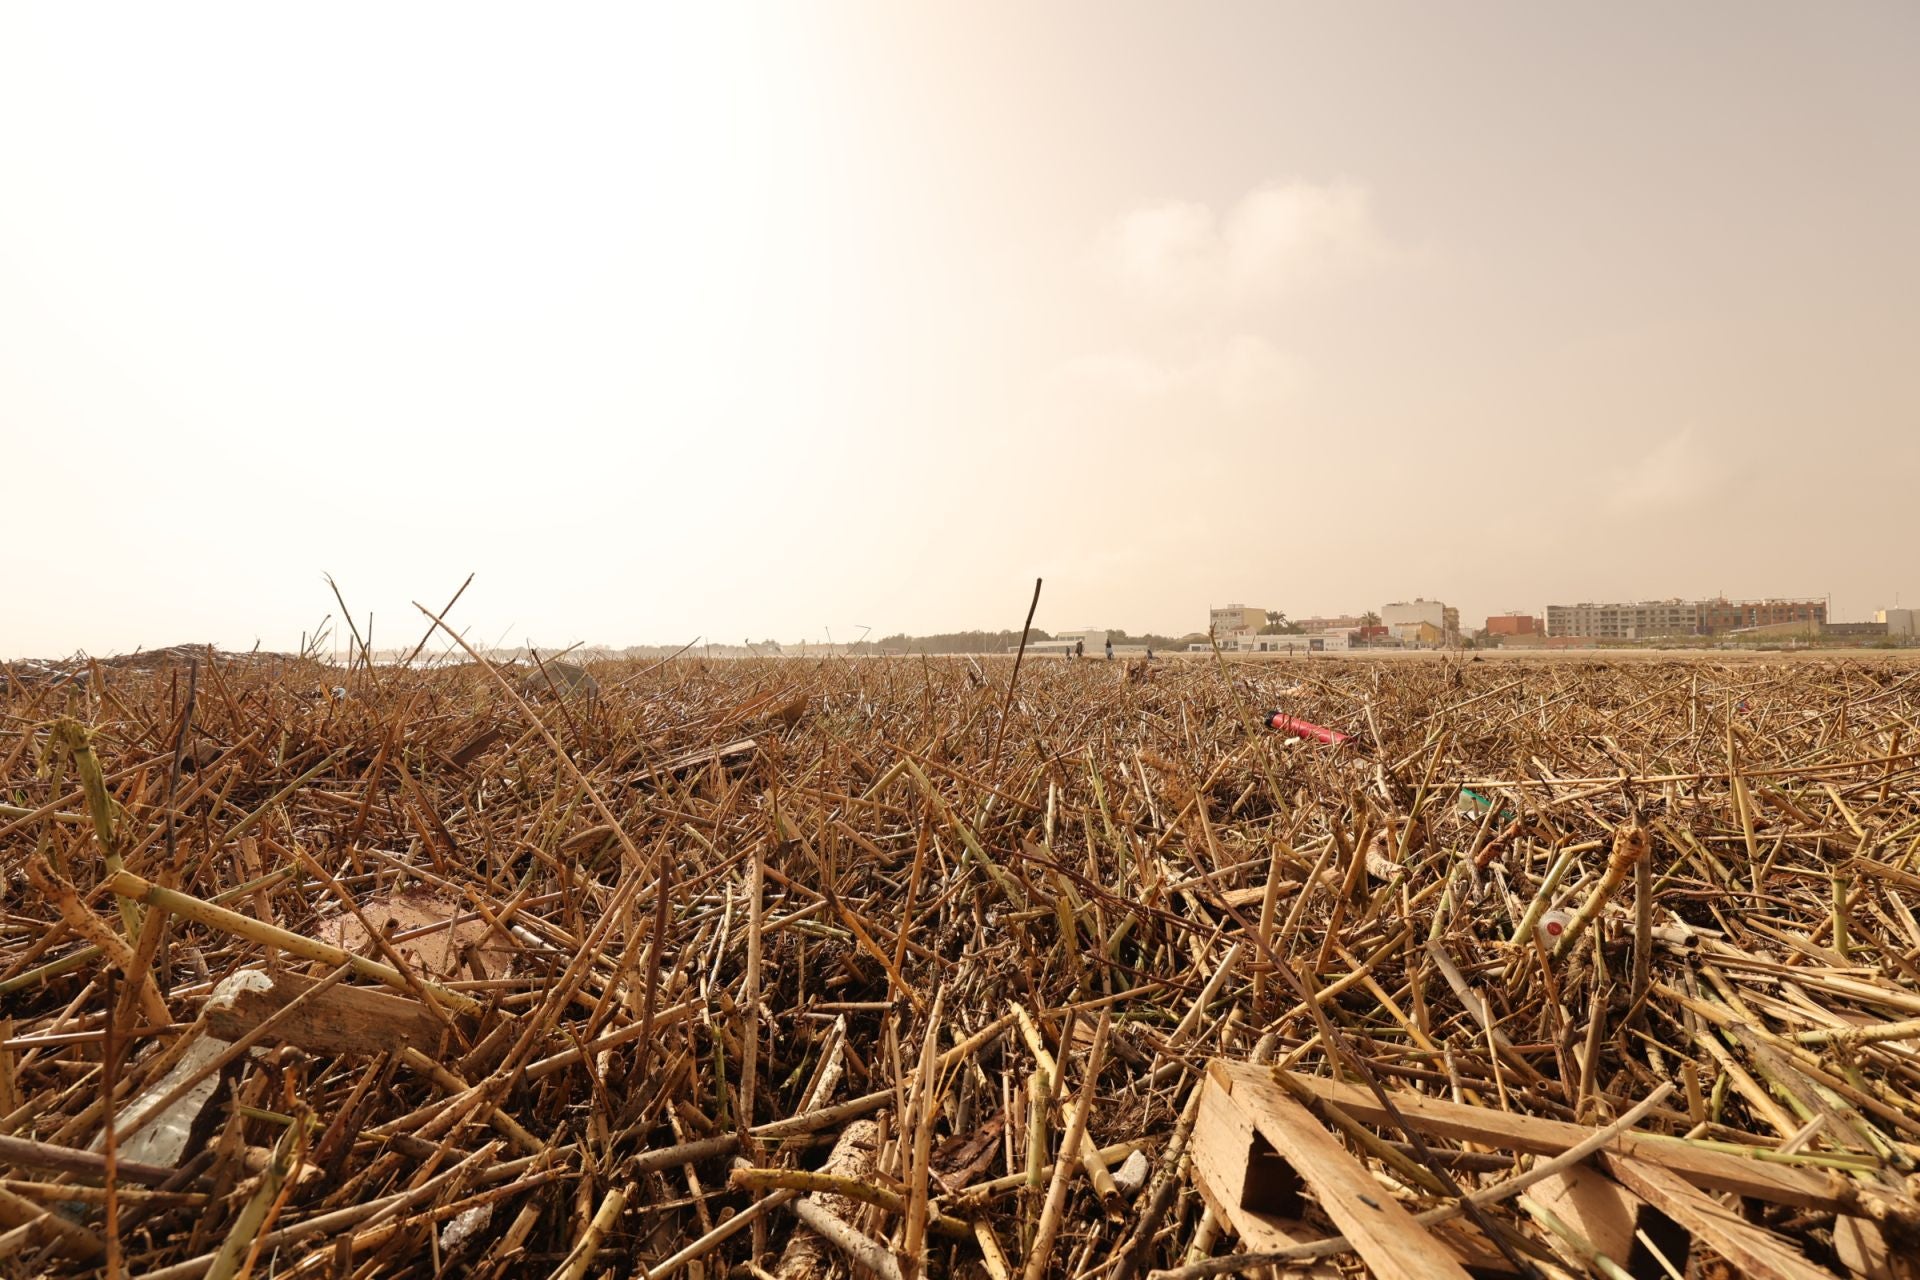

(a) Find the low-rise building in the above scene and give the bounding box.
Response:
[1391,620,1444,647]
[1696,597,1826,634]
[1822,621,1886,640]
[1040,629,1110,656]
[1483,614,1542,637]
[1242,631,1351,653]
[1879,608,1917,639]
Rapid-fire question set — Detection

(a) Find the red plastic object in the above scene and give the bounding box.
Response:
[1264,711,1350,745]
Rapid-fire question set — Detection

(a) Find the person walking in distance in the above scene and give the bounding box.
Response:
[1105,637,1114,661]
[1075,639,1084,660]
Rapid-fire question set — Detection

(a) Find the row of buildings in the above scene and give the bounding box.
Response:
[1206,598,1462,651]
[1486,600,1915,644]
[1201,595,1916,651]
[1540,597,1827,640]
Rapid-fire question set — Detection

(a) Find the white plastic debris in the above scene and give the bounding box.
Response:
[96,969,273,1167]
[1111,1148,1152,1197]
[1537,909,1573,946]
[439,1201,494,1253]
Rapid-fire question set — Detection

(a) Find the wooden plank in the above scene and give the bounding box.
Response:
[1525,1166,1694,1280]
[1190,1076,1326,1258]
[205,971,445,1057]
[444,723,507,771]
[1217,1061,1845,1211]
[1197,1066,1512,1277]
[1210,884,1299,913]
[630,737,759,788]
[1601,1154,1833,1280]
[1833,1215,1920,1280]
[1526,1167,1644,1264]
[1218,1070,1472,1280]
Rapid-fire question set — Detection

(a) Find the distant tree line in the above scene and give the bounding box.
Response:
[871,629,1054,654]
[869,628,1198,654]
[1105,630,1192,650]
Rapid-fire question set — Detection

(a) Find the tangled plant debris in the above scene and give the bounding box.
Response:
[4,647,1920,1278]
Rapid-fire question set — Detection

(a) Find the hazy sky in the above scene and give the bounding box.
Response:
[5,3,1916,656]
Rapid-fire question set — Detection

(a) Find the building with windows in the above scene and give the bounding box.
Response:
[1380,599,1459,646]
[1241,631,1352,653]
[1208,604,1266,639]
[1545,600,1698,640]
[1545,597,1828,639]
[1695,598,1827,634]
[1294,614,1366,633]
[1052,629,1110,651]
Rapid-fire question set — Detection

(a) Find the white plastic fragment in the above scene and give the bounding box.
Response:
[96,969,274,1167]
[1537,909,1573,946]
[1111,1147,1151,1197]
[439,1201,494,1252]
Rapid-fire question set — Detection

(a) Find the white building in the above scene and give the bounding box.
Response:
[1380,599,1460,646]
[1878,608,1917,639]
[1052,628,1111,652]
[1239,631,1350,653]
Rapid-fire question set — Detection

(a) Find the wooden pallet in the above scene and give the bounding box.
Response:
[1192,1059,1914,1280]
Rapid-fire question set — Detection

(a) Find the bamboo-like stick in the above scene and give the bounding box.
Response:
[548,1182,629,1280]
[1553,824,1650,961]
[1021,1012,1109,1280]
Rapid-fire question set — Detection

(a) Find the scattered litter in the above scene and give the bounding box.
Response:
[1111,1148,1151,1197]
[439,1201,495,1253]
[96,970,272,1167]
[1262,710,1350,744]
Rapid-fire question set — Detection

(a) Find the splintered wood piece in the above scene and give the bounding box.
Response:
[1189,1075,1335,1274]
[1200,1068,1472,1280]
[1222,1063,1845,1211]
[1832,1215,1920,1280]
[775,1120,879,1280]
[1525,1165,1694,1279]
[204,971,446,1057]
[1601,1154,1833,1280]
[444,724,507,771]
[628,738,759,788]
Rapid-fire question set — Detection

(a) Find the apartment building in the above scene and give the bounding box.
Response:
[1546,597,1828,639]
[1380,599,1459,646]
[1208,604,1265,638]
[1546,600,1698,640]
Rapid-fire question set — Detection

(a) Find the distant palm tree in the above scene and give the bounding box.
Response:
[1361,611,1381,627]
[1265,610,1287,630]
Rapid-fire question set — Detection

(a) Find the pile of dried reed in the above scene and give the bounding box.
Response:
[5,644,1920,1279]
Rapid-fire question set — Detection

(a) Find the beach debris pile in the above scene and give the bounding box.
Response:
[3,650,1919,1278]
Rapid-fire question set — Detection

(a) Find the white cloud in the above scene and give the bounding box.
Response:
[1097,180,1394,304]
[1099,201,1217,300]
